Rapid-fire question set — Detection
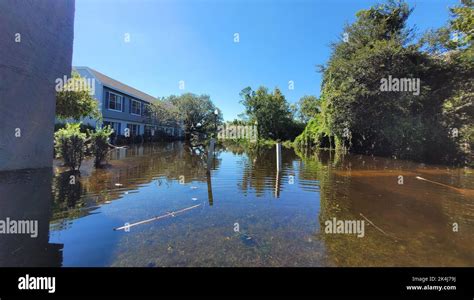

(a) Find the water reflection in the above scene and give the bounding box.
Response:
[1,141,472,266]
[299,151,474,266]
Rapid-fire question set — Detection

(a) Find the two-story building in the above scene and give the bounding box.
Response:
[73,66,183,138]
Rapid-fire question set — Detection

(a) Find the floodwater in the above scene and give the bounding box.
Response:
[0,141,473,267]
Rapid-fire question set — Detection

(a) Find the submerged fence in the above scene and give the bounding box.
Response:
[217,124,258,140]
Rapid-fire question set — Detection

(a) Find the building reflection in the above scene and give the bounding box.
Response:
[51,141,222,222]
[3,142,470,267]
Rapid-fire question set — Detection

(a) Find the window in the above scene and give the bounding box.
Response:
[127,124,140,136]
[107,92,123,111]
[131,99,142,115]
[103,121,120,135]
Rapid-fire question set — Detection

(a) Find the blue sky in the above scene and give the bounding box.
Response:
[72,0,458,121]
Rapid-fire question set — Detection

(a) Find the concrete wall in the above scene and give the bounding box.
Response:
[0,0,75,171]
[0,169,63,266]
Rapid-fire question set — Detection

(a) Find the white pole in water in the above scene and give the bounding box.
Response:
[276,143,282,172]
[207,138,216,171]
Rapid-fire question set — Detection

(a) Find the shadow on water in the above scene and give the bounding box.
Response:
[1,141,472,266]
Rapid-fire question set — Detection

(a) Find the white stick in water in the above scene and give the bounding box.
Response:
[114,204,201,231]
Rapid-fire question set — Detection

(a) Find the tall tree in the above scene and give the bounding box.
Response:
[165,93,222,139]
[422,0,473,159]
[297,95,320,123]
[298,0,465,163]
[239,86,296,140]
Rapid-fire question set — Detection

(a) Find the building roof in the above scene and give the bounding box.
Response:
[74,66,157,103]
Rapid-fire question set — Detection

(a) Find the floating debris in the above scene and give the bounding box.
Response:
[190,186,198,189]
[115,183,123,187]
[191,197,198,201]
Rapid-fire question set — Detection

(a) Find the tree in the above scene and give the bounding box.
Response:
[146,99,179,126]
[164,93,222,139]
[422,0,473,160]
[239,86,299,140]
[296,0,467,163]
[297,95,320,123]
[55,71,100,121]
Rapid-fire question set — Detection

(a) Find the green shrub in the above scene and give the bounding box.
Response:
[294,115,332,150]
[88,125,114,167]
[54,123,86,171]
[55,122,95,133]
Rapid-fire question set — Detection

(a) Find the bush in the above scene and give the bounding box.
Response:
[54,123,86,171]
[294,115,332,150]
[88,126,114,167]
[55,122,96,133]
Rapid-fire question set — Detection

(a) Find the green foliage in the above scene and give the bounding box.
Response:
[229,119,251,126]
[162,93,222,139]
[295,0,470,164]
[55,122,96,134]
[88,125,114,167]
[54,123,86,171]
[421,0,473,162]
[55,71,100,121]
[239,86,302,141]
[297,95,320,123]
[147,100,178,126]
[451,0,474,47]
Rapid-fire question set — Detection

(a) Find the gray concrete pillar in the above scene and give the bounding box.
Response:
[0,0,75,171]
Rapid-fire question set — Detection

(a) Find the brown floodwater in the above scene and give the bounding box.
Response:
[0,141,472,266]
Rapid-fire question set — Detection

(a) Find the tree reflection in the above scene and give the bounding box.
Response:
[296,149,474,266]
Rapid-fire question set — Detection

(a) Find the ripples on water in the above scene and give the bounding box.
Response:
[0,141,472,266]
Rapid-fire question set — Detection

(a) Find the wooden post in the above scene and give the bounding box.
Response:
[276,143,282,172]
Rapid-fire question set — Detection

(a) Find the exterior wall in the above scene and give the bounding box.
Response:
[102,87,149,124]
[0,0,75,171]
[103,118,143,135]
[71,67,185,138]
